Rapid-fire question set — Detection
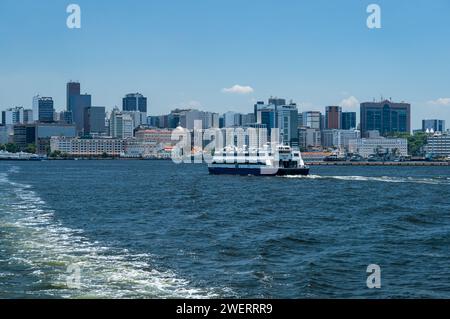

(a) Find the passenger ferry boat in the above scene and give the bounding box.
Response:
[208,144,310,176]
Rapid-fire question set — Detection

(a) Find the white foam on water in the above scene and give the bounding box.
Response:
[283,174,450,185]
[0,168,218,299]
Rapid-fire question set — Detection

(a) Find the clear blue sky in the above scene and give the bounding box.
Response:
[1,0,449,129]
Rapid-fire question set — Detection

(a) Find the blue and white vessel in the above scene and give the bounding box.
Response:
[208,144,310,176]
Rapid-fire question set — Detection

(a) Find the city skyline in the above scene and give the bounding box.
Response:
[1,0,450,128]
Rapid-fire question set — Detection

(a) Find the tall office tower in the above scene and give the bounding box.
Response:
[32,96,54,123]
[1,107,25,125]
[110,108,134,139]
[301,111,322,129]
[277,104,299,146]
[268,97,287,107]
[67,82,81,111]
[123,93,147,127]
[256,107,277,130]
[325,106,342,129]
[84,106,106,135]
[360,99,411,137]
[70,94,92,133]
[422,119,445,133]
[341,112,357,130]
[66,81,92,133]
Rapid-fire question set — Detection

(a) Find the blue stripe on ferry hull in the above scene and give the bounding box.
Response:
[208,166,310,176]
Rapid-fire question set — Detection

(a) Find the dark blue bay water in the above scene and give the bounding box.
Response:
[0,160,449,298]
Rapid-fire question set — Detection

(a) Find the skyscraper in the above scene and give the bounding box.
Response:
[67,82,81,111]
[110,108,134,139]
[32,96,54,123]
[66,82,92,134]
[341,112,357,130]
[122,93,148,127]
[301,111,322,129]
[325,106,342,129]
[123,93,147,113]
[360,100,411,137]
[1,107,31,125]
[277,104,299,146]
[70,94,92,133]
[84,106,106,135]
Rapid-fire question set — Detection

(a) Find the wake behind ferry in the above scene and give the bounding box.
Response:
[208,144,310,176]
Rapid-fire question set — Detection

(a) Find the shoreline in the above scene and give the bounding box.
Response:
[1,157,449,166]
[307,161,450,166]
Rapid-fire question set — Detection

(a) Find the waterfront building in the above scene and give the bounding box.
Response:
[360,99,411,137]
[50,137,126,157]
[325,106,342,129]
[341,112,357,130]
[425,134,450,156]
[32,96,54,123]
[348,137,408,158]
[135,128,173,144]
[13,124,36,150]
[321,129,360,150]
[126,128,175,157]
[84,106,106,135]
[0,125,14,144]
[110,108,134,139]
[422,119,445,133]
[277,104,299,147]
[14,123,77,153]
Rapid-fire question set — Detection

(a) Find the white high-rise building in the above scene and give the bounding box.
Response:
[1,107,32,125]
[110,108,134,139]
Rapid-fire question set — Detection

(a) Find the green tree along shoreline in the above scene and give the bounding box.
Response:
[388,132,428,156]
[0,143,36,154]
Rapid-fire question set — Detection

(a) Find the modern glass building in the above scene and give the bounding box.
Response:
[84,106,106,135]
[341,112,357,130]
[301,111,322,130]
[70,94,92,133]
[66,82,81,111]
[360,100,411,137]
[277,104,299,147]
[325,106,342,129]
[123,93,147,113]
[32,96,54,123]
